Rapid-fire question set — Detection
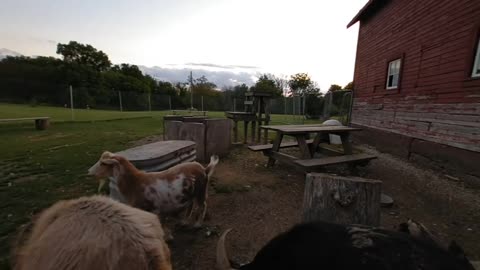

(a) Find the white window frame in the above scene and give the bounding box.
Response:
[473,38,480,78]
[386,58,402,89]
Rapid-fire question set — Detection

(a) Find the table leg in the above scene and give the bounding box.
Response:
[233,120,238,143]
[251,120,256,143]
[310,132,328,156]
[296,134,312,159]
[244,121,249,144]
[267,131,283,167]
[340,133,353,154]
[263,120,269,144]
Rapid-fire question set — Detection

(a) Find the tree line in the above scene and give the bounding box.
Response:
[0,41,352,115]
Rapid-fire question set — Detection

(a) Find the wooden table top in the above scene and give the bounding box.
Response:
[261,124,362,134]
[115,140,195,161]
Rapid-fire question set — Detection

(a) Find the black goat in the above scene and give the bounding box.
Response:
[217,220,475,270]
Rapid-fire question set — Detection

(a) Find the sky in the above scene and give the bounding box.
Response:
[0,0,368,91]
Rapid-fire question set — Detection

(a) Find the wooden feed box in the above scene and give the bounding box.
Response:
[108,140,196,203]
[164,116,231,162]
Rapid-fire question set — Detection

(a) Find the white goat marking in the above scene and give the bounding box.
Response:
[144,173,188,214]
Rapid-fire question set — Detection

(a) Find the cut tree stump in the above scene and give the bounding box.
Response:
[302,173,382,226]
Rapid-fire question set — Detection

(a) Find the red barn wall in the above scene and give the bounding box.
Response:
[351,0,480,184]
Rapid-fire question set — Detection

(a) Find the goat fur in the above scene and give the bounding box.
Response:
[13,195,172,270]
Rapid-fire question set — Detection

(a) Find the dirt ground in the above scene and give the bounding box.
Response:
[136,139,480,269]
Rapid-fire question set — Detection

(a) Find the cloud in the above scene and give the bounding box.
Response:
[0,48,23,60]
[139,65,260,88]
[184,62,259,70]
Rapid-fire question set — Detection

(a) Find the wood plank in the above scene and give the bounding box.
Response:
[262,125,362,134]
[268,151,300,167]
[294,154,377,168]
[261,124,326,130]
[248,139,314,151]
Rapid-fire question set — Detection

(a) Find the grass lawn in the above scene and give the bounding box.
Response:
[0,103,322,268]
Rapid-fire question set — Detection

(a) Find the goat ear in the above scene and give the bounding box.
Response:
[101,158,119,165]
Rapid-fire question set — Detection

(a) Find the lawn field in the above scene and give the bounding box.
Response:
[0,103,321,268]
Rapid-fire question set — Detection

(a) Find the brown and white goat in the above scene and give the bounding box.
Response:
[88,151,219,228]
[12,195,172,270]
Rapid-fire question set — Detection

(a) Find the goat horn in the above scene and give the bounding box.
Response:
[216,228,236,270]
[98,179,107,193]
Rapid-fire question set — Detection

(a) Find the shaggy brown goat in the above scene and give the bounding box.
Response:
[13,195,172,270]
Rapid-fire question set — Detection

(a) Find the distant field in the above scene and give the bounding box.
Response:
[0,103,165,121]
[0,103,315,124]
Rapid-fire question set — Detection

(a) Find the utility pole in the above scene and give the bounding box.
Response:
[189,71,194,110]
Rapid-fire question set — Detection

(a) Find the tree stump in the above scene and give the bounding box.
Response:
[35,118,50,130]
[302,173,382,226]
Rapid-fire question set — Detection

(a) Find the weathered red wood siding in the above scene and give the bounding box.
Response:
[352,0,480,152]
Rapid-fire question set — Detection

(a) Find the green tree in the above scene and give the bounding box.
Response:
[344,81,354,90]
[113,64,144,79]
[289,73,318,95]
[57,41,111,71]
[251,74,282,97]
[328,84,343,92]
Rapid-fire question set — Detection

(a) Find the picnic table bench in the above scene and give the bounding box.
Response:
[0,117,50,130]
[249,124,376,172]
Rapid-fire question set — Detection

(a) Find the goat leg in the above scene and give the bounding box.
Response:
[193,201,207,228]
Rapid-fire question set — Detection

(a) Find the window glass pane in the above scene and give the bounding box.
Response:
[474,39,480,77]
[388,62,394,74]
[392,74,399,87]
[387,58,402,88]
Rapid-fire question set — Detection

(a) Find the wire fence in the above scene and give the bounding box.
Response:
[2,86,353,124]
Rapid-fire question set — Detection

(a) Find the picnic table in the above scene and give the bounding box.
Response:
[249,124,377,171]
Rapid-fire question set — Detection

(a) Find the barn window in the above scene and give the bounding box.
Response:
[386,59,401,89]
[473,38,480,77]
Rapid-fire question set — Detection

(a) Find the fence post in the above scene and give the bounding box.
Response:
[118,91,123,112]
[69,85,74,121]
[201,96,204,112]
[148,92,151,112]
